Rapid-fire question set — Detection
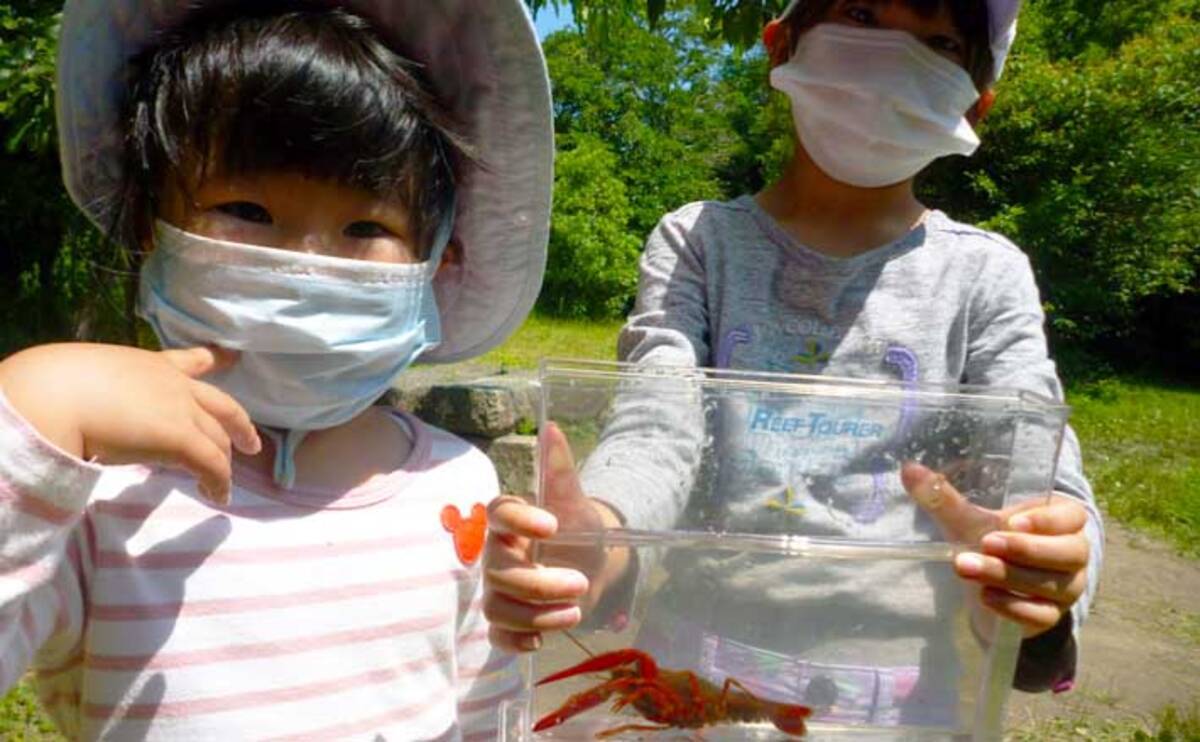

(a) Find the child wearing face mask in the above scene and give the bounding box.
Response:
[485,0,1103,723]
[0,1,551,738]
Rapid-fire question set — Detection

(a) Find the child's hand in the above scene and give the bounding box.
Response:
[902,463,1089,638]
[0,343,260,504]
[483,422,628,653]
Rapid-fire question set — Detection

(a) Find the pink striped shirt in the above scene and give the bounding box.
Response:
[0,393,521,740]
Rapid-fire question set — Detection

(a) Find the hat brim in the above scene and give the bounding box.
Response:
[56,0,553,363]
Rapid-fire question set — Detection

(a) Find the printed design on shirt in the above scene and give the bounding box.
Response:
[715,324,754,369]
[764,485,806,517]
[440,503,488,566]
[793,338,832,369]
[854,345,920,525]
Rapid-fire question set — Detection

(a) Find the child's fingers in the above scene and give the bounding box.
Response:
[1006,497,1088,536]
[486,563,589,604]
[487,496,557,540]
[954,551,1086,605]
[191,381,261,455]
[192,410,232,463]
[482,591,581,633]
[488,625,542,654]
[172,427,233,505]
[160,346,238,378]
[540,422,587,511]
[979,530,1090,574]
[901,462,1000,544]
[979,587,1064,637]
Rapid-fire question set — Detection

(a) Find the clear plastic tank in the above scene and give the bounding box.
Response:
[501,360,1070,741]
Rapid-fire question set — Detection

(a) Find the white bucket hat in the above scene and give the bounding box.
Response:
[779,0,1021,82]
[56,0,553,363]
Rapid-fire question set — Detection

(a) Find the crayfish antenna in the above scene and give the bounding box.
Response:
[563,630,595,659]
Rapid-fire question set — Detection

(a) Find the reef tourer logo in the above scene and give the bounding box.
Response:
[749,407,885,439]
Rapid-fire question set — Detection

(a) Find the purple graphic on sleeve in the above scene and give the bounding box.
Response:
[854,345,920,524]
[716,324,754,369]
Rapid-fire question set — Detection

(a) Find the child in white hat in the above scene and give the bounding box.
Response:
[0,1,551,738]
[486,0,1102,725]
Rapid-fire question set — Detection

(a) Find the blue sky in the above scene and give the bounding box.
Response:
[532,4,575,39]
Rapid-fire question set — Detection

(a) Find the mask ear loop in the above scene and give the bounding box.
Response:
[261,427,307,489]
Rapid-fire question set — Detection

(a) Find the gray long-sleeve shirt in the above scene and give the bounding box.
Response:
[579,196,1103,703]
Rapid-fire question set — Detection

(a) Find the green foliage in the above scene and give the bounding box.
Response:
[0,1,134,355]
[537,11,755,317]
[920,1,1200,351]
[0,678,63,740]
[528,0,791,48]
[540,135,643,317]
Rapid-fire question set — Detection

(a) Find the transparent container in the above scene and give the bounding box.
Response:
[502,360,1070,741]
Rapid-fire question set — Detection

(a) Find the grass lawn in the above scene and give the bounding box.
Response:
[1007,702,1200,741]
[474,314,625,370]
[2,315,1196,734]
[1067,377,1200,557]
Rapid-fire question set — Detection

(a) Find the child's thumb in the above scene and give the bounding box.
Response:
[539,421,588,511]
[901,462,999,545]
[161,346,239,379]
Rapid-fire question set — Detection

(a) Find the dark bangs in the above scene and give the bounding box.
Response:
[785,0,996,91]
[119,5,470,257]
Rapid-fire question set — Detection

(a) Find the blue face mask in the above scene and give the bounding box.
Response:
[138,219,449,488]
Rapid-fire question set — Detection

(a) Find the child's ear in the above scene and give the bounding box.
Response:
[763,19,793,68]
[436,239,463,273]
[969,89,998,126]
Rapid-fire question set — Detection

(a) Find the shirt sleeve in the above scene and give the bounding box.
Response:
[0,390,95,694]
[963,250,1104,692]
[581,212,710,531]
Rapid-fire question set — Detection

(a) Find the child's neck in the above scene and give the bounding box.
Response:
[236,407,414,496]
[755,146,928,258]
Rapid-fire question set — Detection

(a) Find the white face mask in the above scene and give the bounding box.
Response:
[138,221,447,487]
[770,23,982,188]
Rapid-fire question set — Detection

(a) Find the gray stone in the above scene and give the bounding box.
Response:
[486,434,539,497]
[416,384,517,438]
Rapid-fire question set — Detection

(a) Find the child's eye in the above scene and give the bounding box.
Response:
[844,6,878,27]
[928,35,964,58]
[343,221,395,239]
[215,201,273,225]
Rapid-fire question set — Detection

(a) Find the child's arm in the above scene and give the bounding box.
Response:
[0,343,259,694]
[0,387,100,695]
[0,344,261,503]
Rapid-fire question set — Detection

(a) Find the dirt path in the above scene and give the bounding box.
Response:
[1007,521,1200,726]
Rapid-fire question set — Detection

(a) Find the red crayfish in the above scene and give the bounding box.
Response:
[534,635,811,738]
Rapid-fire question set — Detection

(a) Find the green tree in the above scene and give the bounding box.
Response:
[920,2,1200,354]
[540,135,643,317]
[0,2,132,355]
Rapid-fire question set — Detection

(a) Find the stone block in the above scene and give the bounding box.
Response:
[416,384,516,438]
[486,434,539,497]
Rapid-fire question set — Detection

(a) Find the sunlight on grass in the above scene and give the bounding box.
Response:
[475,314,625,370]
[0,679,62,740]
[1067,378,1200,557]
[1007,702,1200,741]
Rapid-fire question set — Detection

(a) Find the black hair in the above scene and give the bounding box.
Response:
[116,4,471,260]
[784,0,996,91]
